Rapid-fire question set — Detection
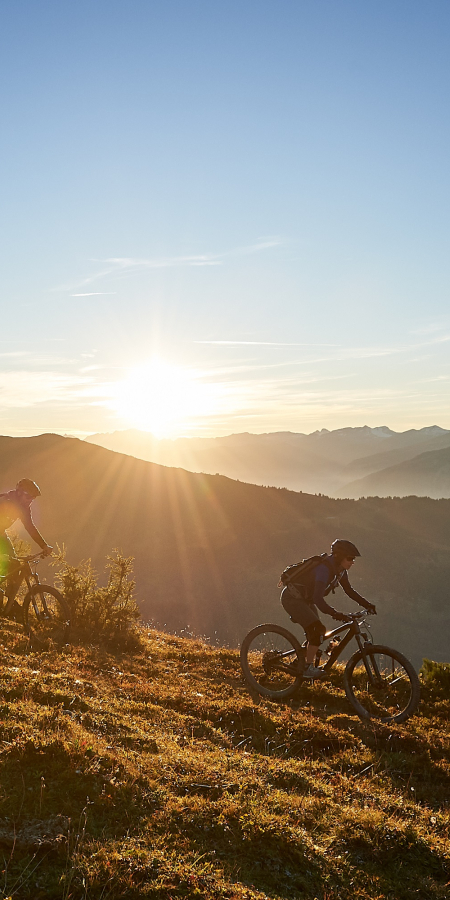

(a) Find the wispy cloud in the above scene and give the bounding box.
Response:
[71,292,117,297]
[103,255,222,269]
[0,371,94,408]
[220,237,282,258]
[410,318,450,336]
[55,238,283,294]
[195,332,450,365]
[194,341,338,347]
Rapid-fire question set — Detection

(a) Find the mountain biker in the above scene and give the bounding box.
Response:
[281,539,376,679]
[0,480,53,601]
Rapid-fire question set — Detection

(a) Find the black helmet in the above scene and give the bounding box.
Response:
[16,479,41,499]
[331,539,361,560]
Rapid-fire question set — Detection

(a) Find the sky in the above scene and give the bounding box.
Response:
[1,0,450,438]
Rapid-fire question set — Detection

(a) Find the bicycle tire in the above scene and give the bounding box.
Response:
[343,644,420,724]
[240,623,304,699]
[23,584,71,647]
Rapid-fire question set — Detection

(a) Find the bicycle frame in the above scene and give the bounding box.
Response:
[0,554,44,614]
[320,611,380,683]
[261,613,373,678]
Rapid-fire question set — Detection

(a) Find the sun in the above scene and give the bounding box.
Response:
[112,358,220,437]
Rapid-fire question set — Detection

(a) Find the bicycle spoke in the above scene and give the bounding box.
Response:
[24,587,70,647]
[345,648,418,722]
[241,625,304,699]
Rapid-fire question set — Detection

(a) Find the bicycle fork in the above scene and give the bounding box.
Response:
[356,635,382,685]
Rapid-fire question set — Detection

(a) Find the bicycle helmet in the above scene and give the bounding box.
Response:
[16,479,41,499]
[331,539,361,560]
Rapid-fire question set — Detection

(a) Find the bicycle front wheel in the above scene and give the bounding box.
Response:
[240,624,304,699]
[344,644,420,724]
[23,585,71,647]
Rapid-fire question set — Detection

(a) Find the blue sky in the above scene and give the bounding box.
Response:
[1,1,450,437]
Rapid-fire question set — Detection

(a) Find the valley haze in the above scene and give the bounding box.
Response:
[86,424,450,499]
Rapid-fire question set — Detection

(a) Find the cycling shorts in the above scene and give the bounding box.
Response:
[280,586,325,644]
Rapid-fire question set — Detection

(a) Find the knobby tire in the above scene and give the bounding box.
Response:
[240,623,304,699]
[343,643,420,724]
[23,584,71,648]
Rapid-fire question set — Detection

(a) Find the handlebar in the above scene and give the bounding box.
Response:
[336,610,371,624]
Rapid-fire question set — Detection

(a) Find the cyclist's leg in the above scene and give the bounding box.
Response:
[304,618,326,664]
[0,534,21,605]
[281,588,325,664]
[0,533,13,578]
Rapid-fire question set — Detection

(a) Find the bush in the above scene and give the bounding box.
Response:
[52,549,141,648]
[420,658,450,695]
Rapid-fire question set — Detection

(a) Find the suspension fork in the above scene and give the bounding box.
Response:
[355,633,381,684]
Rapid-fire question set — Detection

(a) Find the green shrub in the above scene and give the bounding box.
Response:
[420,658,450,695]
[52,548,141,648]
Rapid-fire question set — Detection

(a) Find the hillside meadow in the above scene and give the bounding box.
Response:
[0,621,449,899]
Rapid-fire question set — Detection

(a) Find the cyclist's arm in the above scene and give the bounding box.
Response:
[339,571,370,607]
[18,507,51,552]
[312,565,345,618]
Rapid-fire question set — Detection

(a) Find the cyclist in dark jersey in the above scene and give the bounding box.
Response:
[0,480,53,591]
[281,539,376,678]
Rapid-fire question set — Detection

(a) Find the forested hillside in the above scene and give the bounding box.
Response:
[337,445,450,499]
[1,434,450,667]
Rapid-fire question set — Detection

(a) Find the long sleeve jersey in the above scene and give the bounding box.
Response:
[309,555,369,617]
[0,491,47,550]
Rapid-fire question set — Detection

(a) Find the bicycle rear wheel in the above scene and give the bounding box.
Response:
[23,584,71,647]
[240,624,304,699]
[344,644,420,724]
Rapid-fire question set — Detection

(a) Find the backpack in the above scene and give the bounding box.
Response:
[278,553,332,599]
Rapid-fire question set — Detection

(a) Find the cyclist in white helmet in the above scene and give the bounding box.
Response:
[0,480,53,602]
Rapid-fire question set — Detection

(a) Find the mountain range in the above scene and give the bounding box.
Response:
[86,425,450,497]
[2,432,450,668]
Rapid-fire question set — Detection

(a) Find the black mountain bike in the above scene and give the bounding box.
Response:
[240,612,420,724]
[0,552,71,646]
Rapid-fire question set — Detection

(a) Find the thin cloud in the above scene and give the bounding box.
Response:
[220,237,283,257]
[194,340,338,346]
[55,237,282,293]
[0,370,94,408]
[195,332,450,364]
[410,319,450,336]
[103,255,222,268]
[71,292,117,297]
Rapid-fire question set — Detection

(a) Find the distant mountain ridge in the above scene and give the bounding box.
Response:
[85,425,450,497]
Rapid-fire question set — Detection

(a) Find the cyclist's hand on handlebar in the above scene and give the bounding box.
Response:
[332,611,352,622]
[365,603,377,615]
[41,545,53,557]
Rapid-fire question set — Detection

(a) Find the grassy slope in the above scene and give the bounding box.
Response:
[0,625,449,900]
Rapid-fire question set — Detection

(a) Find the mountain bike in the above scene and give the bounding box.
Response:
[0,552,71,646]
[240,611,420,724]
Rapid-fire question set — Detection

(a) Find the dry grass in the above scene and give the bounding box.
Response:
[0,621,448,899]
